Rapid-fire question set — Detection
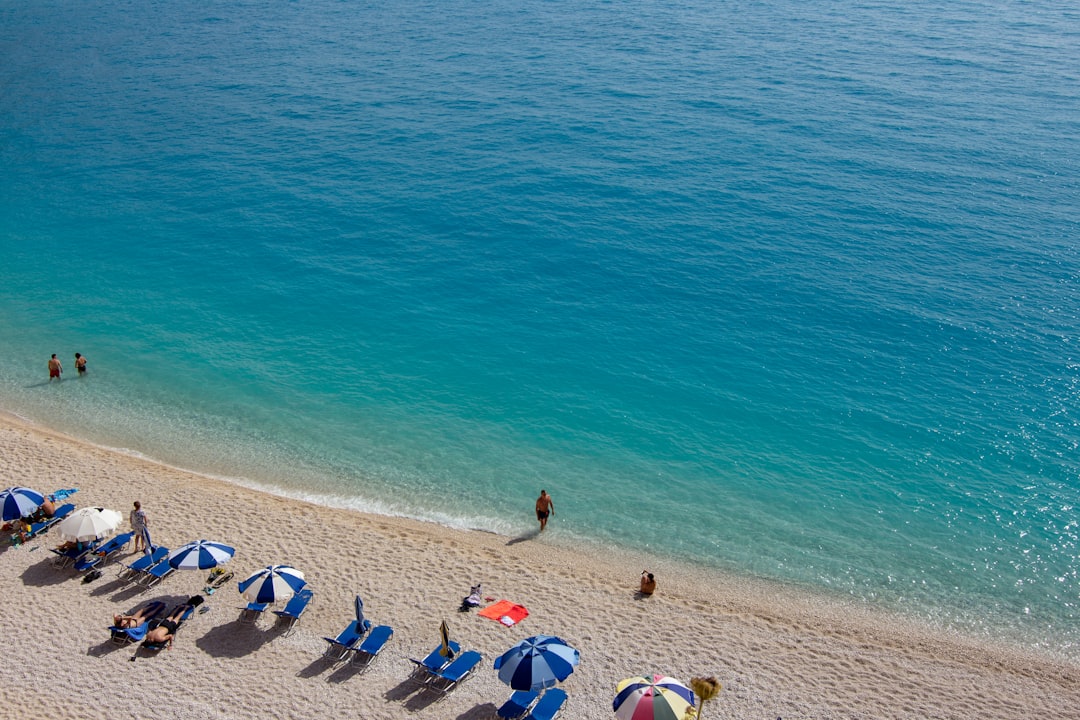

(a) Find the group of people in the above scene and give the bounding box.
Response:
[48,352,87,381]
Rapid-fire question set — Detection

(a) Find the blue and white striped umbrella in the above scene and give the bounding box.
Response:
[169,540,236,570]
[238,565,306,604]
[0,486,44,521]
[494,635,580,692]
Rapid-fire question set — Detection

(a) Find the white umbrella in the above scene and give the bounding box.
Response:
[57,507,123,542]
[238,565,306,604]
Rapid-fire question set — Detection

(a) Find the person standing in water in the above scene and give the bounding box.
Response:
[75,353,87,375]
[48,354,63,381]
[535,489,554,532]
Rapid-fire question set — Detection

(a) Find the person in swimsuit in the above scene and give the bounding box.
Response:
[75,353,87,375]
[640,571,657,596]
[143,605,188,646]
[535,489,554,532]
[48,354,62,381]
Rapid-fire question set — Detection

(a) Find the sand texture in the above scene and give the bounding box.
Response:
[1,413,1077,720]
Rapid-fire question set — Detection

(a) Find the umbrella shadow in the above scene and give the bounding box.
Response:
[194,619,273,658]
[20,557,72,587]
[506,529,540,546]
[454,704,499,720]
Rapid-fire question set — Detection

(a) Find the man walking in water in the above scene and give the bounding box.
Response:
[535,489,554,532]
[48,354,63,381]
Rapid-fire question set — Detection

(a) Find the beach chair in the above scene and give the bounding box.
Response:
[351,624,393,667]
[426,650,482,695]
[524,688,567,720]
[272,588,313,633]
[23,503,75,541]
[238,601,269,624]
[50,540,98,569]
[322,618,371,661]
[80,531,133,570]
[117,546,168,584]
[497,690,540,720]
[136,557,176,590]
[408,641,462,683]
[109,600,167,645]
[141,598,201,652]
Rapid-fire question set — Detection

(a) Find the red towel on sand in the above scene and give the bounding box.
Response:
[478,599,529,626]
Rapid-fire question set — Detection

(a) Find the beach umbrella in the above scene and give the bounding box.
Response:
[57,507,123,542]
[439,619,455,659]
[613,675,696,720]
[0,486,44,521]
[238,564,306,604]
[168,540,236,570]
[494,635,580,692]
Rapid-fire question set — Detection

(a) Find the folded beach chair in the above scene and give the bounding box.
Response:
[525,688,567,720]
[408,641,462,683]
[426,650,482,695]
[117,546,169,584]
[238,601,269,624]
[497,690,540,720]
[351,624,394,667]
[271,587,313,633]
[108,600,167,645]
[322,617,372,661]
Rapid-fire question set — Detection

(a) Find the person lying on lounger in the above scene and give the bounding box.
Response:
[113,603,160,630]
[143,605,189,646]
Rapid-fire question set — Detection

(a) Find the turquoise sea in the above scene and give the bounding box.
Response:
[2,0,1078,658]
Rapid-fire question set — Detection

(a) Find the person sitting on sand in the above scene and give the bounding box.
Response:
[640,571,657,596]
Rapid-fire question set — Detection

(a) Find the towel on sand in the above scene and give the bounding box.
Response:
[478,599,529,626]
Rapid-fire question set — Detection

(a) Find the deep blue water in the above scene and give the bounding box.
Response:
[2,0,1079,657]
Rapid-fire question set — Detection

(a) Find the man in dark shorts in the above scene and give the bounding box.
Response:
[535,489,554,532]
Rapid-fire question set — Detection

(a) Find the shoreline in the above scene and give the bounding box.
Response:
[1,411,1078,719]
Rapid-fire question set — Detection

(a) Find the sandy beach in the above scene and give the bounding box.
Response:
[1,411,1077,720]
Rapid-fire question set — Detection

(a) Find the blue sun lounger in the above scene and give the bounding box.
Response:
[141,598,201,652]
[117,546,169,583]
[109,600,167,645]
[497,690,540,720]
[322,617,371,661]
[238,601,269,624]
[23,503,75,541]
[408,641,462,683]
[426,650,482,695]
[351,624,393,666]
[77,531,134,571]
[137,556,176,590]
[271,588,313,633]
[525,688,567,720]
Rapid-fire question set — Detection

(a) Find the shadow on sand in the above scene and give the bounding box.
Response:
[195,619,273,658]
[506,529,540,546]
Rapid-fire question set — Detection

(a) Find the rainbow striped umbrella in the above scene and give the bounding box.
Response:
[613,674,696,720]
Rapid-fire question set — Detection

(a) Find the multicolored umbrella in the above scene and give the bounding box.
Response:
[613,675,696,720]
[238,564,306,604]
[168,539,236,570]
[57,507,123,542]
[495,635,580,692]
[0,486,44,521]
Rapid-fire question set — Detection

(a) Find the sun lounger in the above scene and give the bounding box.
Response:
[238,601,269,624]
[109,600,167,645]
[408,641,462,683]
[351,624,393,666]
[23,503,75,541]
[426,650,482,695]
[271,588,313,633]
[117,546,168,583]
[497,690,540,720]
[525,688,567,720]
[80,531,133,570]
[322,618,371,661]
[50,540,98,569]
[136,557,176,590]
[141,598,201,652]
